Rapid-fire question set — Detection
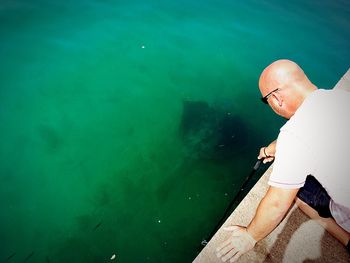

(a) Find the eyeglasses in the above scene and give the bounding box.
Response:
[261,88,279,104]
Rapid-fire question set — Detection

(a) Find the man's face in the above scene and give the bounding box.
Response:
[269,99,289,119]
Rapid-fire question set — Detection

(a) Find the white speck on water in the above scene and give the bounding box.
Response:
[158,219,161,223]
[110,254,116,260]
[225,193,228,196]
[141,45,145,49]
[188,196,192,200]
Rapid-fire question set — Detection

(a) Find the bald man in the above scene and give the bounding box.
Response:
[216,60,350,262]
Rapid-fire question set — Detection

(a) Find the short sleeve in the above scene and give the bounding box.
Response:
[268,131,312,189]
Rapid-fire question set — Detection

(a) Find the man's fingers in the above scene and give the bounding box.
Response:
[258,147,265,159]
[216,239,232,254]
[263,157,274,164]
[216,242,233,258]
[221,247,238,262]
[216,227,256,262]
[258,147,274,161]
[230,251,242,262]
[218,226,241,254]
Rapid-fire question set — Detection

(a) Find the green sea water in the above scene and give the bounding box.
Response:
[0,0,349,262]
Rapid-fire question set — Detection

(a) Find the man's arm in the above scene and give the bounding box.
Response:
[247,186,299,241]
[216,186,299,262]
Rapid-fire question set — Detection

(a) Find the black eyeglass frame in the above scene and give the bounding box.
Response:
[261,88,279,104]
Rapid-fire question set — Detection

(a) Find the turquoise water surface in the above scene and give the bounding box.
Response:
[0,1,349,262]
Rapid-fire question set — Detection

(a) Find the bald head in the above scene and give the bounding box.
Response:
[259,60,307,93]
[259,59,317,119]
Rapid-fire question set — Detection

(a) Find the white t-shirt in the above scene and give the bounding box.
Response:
[268,89,350,232]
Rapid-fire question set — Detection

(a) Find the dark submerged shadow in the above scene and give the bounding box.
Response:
[179,100,249,161]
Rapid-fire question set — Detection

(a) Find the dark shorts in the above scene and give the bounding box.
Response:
[296,175,333,218]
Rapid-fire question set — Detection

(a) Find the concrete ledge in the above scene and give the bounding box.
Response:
[193,168,350,262]
[193,68,350,263]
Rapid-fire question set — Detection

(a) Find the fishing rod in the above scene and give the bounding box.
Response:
[200,158,268,247]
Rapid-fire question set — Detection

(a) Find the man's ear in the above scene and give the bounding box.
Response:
[272,92,283,107]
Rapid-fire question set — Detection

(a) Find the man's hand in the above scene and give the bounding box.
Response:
[216,226,257,262]
[258,140,277,163]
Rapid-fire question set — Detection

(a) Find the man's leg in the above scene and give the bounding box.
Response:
[295,197,350,246]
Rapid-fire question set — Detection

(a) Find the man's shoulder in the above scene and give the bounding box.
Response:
[314,88,350,99]
[280,87,350,147]
[295,88,349,117]
[279,90,324,134]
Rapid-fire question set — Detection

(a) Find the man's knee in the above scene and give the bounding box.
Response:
[295,197,303,207]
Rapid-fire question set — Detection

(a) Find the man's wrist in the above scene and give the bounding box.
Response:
[245,227,258,246]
